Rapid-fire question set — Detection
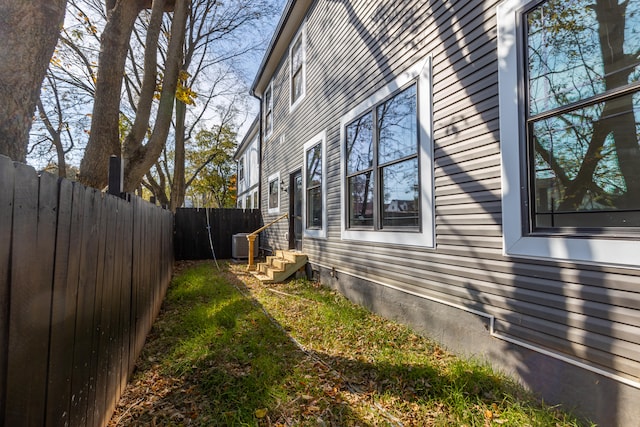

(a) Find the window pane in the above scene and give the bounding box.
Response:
[532,91,640,228]
[306,144,322,187]
[307,187,322,228]
[292,71,303,102]
[382,158,419,228]
[348,172,374,227]
[265,87,272,134]
[269,179,278,209]
[292,37,303,73]
[346,112,374,174]
[265,111,272,135]
[378,84,417,165]
[291,36,303,102]
[527,0,640,116]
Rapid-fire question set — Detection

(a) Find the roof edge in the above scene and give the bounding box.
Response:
[250,0,313,98]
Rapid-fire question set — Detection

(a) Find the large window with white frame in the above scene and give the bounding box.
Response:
[498,0,640,267]
[290,24,306,110]
[264,81,273,139]
[267,172,280,214]
[340,55,434,248]
[303,131,327,238]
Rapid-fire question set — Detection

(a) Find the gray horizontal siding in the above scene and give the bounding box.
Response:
[257,0,640,389]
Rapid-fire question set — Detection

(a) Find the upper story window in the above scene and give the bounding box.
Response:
[498,0,640,267]
[238,157,245,183]
[303,131,327,238]
[290,24,306,110]
[340,55,434,248]
[264,81,273,139]
[267,172,280,214]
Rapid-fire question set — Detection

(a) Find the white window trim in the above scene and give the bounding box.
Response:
[497,0,640,268]
[267,171,280,215]
[303,130,327,239]
[289,22,307,112]
[339,55,434,248]
[264,80,274,140]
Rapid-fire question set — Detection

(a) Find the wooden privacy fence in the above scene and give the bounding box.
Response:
[174,208,262,260]
[0,155,174,427]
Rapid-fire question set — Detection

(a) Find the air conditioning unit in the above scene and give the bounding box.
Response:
[232,233,258,259]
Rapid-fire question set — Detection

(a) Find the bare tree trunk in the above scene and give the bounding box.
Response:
[36,99,68,178]
[0,0,66,162]
[145,165,170,206]
[170,99,187,211]
[122,0,166,152]
[123,0,190,192]
[79,0,145,189]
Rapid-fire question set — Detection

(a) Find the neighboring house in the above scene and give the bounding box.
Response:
[234,116,260,210]
[249,0,640,425]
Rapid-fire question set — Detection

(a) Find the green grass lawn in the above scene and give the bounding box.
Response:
[109,261,593,426]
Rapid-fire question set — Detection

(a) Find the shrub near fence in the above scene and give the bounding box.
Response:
[0,155,174,427]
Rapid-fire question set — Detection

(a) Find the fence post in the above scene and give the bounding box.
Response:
[108,156,123,197]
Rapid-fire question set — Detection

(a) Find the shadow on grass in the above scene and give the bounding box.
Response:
[113,261,584,427]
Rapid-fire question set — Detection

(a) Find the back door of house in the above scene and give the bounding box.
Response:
[289,170,303,251]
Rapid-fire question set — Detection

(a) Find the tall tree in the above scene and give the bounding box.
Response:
[0,0,67,162]
[137,0,277,208]
[122,0,189,192]
[78,0,148,188]
[185,124,238,208]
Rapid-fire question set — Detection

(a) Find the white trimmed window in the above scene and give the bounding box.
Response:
[303,131,327,238]
[238,157,245,183]
[498,0,640,267]
[340,55,434,248]
[289,23,306,111]
[264,81,274,139]
[267,172,280,214]
[252,189,259,209]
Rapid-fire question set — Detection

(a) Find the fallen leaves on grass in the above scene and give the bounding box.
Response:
[108,261,589,427]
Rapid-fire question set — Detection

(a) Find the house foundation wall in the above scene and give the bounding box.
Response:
[312,263,640,427]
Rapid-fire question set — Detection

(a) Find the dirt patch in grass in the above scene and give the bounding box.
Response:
[108,261,591,427]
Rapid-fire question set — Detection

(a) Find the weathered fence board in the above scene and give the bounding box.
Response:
[174,208,263,260]
[0,155,14,424]
[6,162,50,426]
[46,178,76,426]
[0,156,174,427]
